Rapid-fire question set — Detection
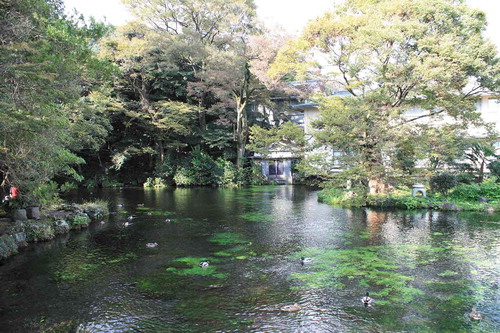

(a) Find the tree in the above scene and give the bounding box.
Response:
[99,23,198,173]
[271,0,500,195]
[0,0,112,204]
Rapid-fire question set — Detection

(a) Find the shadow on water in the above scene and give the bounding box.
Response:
[0,186,498,332]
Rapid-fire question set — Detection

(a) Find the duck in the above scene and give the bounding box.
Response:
[127,215,136,220]
[137,203,144,207]
[300,256,313,265]
[361,292,373,307]
[99,221,105,225]
[199,260,210,267]
[124,221,133,227]
[280,303,301,312]
[165,218,171,222]
[116,204,124,208]
[469,308,482,320]
[146,242,158,248]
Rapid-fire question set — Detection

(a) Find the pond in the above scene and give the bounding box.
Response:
[0,186,499,332]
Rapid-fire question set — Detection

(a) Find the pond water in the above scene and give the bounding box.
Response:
[0,186,499,332]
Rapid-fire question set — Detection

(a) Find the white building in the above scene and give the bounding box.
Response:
[252,91,500,184]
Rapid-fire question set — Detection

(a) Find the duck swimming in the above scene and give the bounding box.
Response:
[300,257,313,265]
[146,242,158,248]
[362,292,373,307]
[280,303,301,312]
[199,260,210,267]
[469,308,482,320]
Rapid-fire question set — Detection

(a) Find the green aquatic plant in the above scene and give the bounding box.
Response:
[209,232,249,245]
[167,257,228,279]
[54,252,137,282]
[240,211,272,222]
[142,210,175,216]
[289,245,425,304]
[213,245,255,258]
[437,270,459,277]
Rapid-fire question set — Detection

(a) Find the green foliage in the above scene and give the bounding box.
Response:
[451,178,500,201]
[248,122,306,156]
[31,181,63,208]
[215,158,237,186]
[271,0,500,193]
[430,173,457,196]
[488,160,500,179]
[0,0,113,202]
[143,177,169,188]
[455,173,476,184]
[71,215,90,227]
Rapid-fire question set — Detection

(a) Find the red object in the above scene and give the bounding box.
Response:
[10,187,18,198]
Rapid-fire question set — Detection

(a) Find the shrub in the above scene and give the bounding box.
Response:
[143,177,168,188]
[450,183,481,201]
[488,160,500,180]
[477,178,500,200]
[455,173,475,184]
[430,173,457,196]
[215,158,237,186]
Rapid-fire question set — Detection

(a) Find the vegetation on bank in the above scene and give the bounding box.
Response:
[318,177,500,211]
[1,0,500,207]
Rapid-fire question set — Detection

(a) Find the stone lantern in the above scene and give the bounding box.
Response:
[412,184,426,197]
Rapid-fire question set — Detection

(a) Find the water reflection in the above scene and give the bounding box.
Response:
[0,186,498,332]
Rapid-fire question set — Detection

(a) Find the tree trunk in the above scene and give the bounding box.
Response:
[198,97,206,132]
[236,100,247,169]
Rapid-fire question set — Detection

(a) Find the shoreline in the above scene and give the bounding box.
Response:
[0,202,108,262]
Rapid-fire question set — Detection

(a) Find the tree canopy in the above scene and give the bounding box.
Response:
[270,0,500,194]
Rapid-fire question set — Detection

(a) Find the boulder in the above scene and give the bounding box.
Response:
[0,235,18,260]
[12,232,27,248]
[23,220,55,242]
[26,206,41,220]
[442,202,461,211]
[53,220,70,235]
[11,209,27,221]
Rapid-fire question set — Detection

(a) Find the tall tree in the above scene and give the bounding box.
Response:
[122,0,269,168]
[99,22,197,171]
[271,0,500,194]
[0,0,112,204]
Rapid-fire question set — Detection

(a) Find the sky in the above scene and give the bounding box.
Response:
[63,0,500,49]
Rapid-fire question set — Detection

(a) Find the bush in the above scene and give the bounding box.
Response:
[430,173,457,196]
[450,183,481,201]
[455,173,475,184]
[489,160,500,179]
[143,177,168,188]
[450,178,500,201]
[215,158,237,186]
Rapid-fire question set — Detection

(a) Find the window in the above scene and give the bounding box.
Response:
[269,160,284,176]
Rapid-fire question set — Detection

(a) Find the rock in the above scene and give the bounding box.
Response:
[23,220,55,242]
[12,232,27,248]
[442,202,461,211]
[11,209,27,221]
[0,235,18,260]
[484,205,495,214]
[26,206,41,220]
[53,220,70,235]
